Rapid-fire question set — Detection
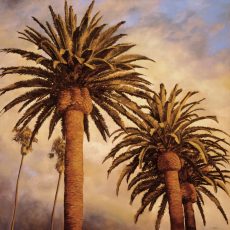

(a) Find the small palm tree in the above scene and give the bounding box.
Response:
[49,136,65,230]
[0,1,153,229]
[105,84,230,230]
[10,127,37,230]
[180,161,230,230]
[120,163,229,230]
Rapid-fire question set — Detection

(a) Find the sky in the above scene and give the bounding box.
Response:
[0,0,230,229]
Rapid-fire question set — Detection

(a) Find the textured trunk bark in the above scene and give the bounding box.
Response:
[184,202,196,230]
[10,154,24,230]
[50,172,62,230]
[64,109,84,230]
[165,171,184,230]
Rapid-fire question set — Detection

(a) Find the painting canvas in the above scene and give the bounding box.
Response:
[0,0,229,229]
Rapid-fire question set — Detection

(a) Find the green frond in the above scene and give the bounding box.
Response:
[92,96,126,132]
[107,147,142,175]
[155,194,167,230]
[103,33,127,47]
[108,93,152,130]
[104,137,144,163]
[48,109,62,139]
[1,89,50,113]
[88,70,137,83]
[196,196,206,225]
[196,190,204,205]
[107,43,136,59]
[1,66,54,79]
[18,98,35,112]
[131,179,161,205]
[84,114,90,141]
[116,164,132,195]
[84,24,107,49]
[93,21,125,51]
[29,104,55,146]
[112,127,148,143]
[0,79,51,95]
[105,84,151,99]
[135,186,165,223]
[114,54,154,63]
[185,138,208,163]
[128,170,154,190]
[32,16,53,40]
[199,186,228,223]
[45,21,62,49]
[90,104,110,138]
[14,97,51,130]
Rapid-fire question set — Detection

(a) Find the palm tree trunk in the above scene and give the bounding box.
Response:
[10,154,24,230]
[165,171,184,230]
[59,87,92,230]
[158,152,184,230]
[50,172,62,230]
[184,202,196,230]
[64,109,84,230]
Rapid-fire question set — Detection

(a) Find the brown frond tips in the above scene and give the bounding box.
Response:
[49,136,65,172]
[13,126,37,145]
[13,126,37,155]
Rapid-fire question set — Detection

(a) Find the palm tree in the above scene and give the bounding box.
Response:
[0,1,153,229]
[180,161,230,230]
[49,136,65,230]
[118,163,229,230]
[10,126,37,230]
[105,83,230,230]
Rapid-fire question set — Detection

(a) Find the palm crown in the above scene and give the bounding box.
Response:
[105,83,229,175]
[0,0,153,143]
[49,136,65,173]
[13,127,38,155]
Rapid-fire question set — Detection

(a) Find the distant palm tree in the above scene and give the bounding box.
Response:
[0,1,153,229]
[49,136,65,230]
[105,84,230,230]
[10,127,37,230]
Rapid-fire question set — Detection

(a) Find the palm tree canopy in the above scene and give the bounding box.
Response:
[0,0,153,143]
[49,136,65,173]
[13,126,37,155]
[105,84,229,175]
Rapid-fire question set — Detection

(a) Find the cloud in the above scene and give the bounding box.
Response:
[0,174,137,230]
[0,0,229,229]
[2,0,23,8]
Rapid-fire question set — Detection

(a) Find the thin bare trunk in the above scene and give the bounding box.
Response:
[165,171,184,230]
[64,110,84,230]
[184,202,196,230]
[50,172,62,230]
[10,154,24,230]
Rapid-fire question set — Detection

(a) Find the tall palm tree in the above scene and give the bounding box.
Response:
[105,84,230,230]
[0,1,153,229]
[49,136,65,230]
[10,127,37,230]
